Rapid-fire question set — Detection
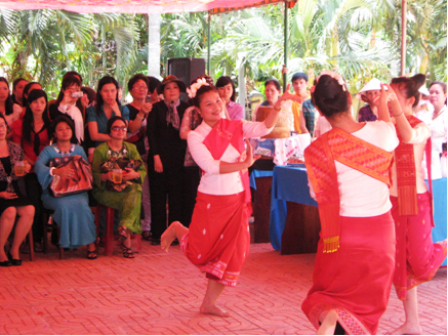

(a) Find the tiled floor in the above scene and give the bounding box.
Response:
[0,241,446,335]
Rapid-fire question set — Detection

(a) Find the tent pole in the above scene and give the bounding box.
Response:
[283,0,288,92]
[400,0,407,76]
[207,11,211,75]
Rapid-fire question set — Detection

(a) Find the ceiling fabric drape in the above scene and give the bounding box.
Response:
[0,0,285,13]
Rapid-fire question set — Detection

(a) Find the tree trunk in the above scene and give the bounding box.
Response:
[147,13,161,77]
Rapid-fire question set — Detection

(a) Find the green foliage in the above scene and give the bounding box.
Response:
[0,0,445,98]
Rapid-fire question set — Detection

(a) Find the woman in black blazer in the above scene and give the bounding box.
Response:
[147,75,189,245]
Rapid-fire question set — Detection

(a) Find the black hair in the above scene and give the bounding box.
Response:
[265,79,281,92]
[430,81,447,93]
[96,76,120,115]
[391,74,426,107]
[128,74,149,93]
[23,82,42,99]
[13,78,28,91]
[0,77,14,116]
[81,87,96,105]
[191,85,219,109]
[51,115,77,144]
[147,76,162,93]
[64,71,83,84]
[23,89,52,144]
[216,76,236,102]
[291,72,308,83]
[107,116,128,135]
[0,112,7,126]
[311,74,350,118]
[56,75,82,104]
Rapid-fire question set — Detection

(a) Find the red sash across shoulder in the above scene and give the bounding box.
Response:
[202,119,252,206]
[305,127,394,253]
[394,115,434,225]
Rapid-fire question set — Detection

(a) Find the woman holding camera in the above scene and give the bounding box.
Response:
[49,75,84,144]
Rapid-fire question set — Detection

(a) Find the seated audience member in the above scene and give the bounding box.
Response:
[147,76,162,104]
[290,72,315,135]
[357,78,382,122]
[81,86,96,109]
[0,77,23,126]
[180,75,214,227]
[86,76,131,150]
[147,75,188,245]
[126,74,152,240]
[11,78,28,107]
[92,116,146,258]
[48,75,84,144]
[0,114,34,267]
[216,76,245,120]
[34,116,97,259]
[12,89,51,252]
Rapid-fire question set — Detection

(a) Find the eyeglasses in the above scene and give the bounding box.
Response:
[111,126,127,132]
[133,86,148,90]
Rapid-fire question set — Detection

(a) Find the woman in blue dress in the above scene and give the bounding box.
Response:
[35,116,97,259]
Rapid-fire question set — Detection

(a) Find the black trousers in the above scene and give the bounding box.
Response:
[182,166,201,228]
[149,165,184,240]
[25,173,44,243]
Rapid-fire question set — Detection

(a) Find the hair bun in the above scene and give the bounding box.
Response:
[412,74,426,88]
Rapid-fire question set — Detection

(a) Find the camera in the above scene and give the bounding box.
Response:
[71,92,83,98]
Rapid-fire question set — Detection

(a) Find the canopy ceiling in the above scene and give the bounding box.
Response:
[0,0,284,14]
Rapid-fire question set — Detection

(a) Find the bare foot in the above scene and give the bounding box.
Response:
[390,323,422,335]
[317,310,338,335]
[161,221,180,252]
[200,303,230,317]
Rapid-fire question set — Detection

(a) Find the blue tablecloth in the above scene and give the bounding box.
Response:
[249,170,274,190]
[429,178,447,266]
[269,165,317,250]
[268,167,447,261]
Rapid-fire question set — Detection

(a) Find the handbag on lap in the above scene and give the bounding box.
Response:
[49,155,93,197]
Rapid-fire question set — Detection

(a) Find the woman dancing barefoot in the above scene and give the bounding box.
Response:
[387,75,447,335]
[301,72,399,335]
[161,83,299,317]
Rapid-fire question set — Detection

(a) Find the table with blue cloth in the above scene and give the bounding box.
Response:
[269,166,448,260]
[429,178,447,266]
[269,165,320,254]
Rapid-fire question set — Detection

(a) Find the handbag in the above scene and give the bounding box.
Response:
[99,157,143,192]
[49,155,93,197]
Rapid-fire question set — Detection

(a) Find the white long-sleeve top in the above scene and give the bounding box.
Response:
[58,103,84,143]
[188,119,273,195]
[390,121,431,197]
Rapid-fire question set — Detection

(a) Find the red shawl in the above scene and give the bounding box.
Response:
[395,115,434,225]
[202,118,252,207]
[305,127,394,253]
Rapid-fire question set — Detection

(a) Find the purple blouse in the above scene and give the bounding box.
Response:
[358,105,378,122]
[227,101,245,120]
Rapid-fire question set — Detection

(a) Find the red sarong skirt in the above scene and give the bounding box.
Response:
[391,192,447,300]
[181,191,250,287]
[302,212,396,335]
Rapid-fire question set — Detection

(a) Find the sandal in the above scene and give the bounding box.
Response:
[118,226,128,241]
[121,243,135,259]
[87,250,98,260]
[142,231,152,241]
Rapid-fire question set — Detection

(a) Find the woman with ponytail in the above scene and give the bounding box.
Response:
[387,75,447,335]
[301,71,399,335]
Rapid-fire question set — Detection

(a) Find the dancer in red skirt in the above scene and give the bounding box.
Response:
[161,82,299,317]
[301,72,399,335]
[388,75,447,335]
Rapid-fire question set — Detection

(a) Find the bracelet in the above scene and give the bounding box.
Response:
[49,167,56,176]
[393,112,404,118]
